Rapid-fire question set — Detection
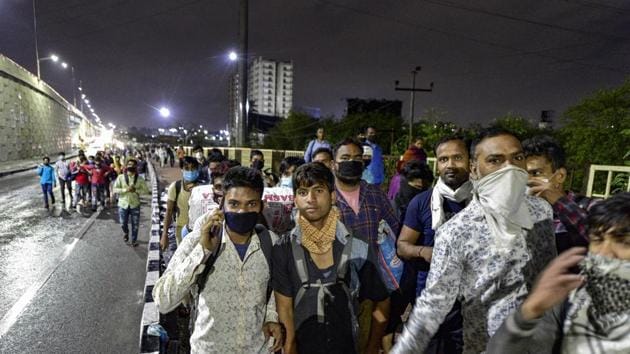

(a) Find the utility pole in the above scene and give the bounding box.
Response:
[237,0,249,146]
[33,0,40,80]
[395,66,434,146]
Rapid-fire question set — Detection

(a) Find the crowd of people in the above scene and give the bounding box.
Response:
[39,125,627,353]
[149,125,628,354]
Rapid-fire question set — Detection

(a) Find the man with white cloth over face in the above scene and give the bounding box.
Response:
[392,128,556,354]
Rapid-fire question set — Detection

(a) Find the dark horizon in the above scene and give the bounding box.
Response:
[1,0,628,130]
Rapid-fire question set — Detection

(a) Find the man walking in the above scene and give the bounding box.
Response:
[392,129,556,353]
[394,136,473,353]
[273,162,388,354]
[333,138,400,354]
[54,152,73,209]
[37,156,56,210]
[304,127,332,163]
[153,167,284,352]
[113,158,149,246]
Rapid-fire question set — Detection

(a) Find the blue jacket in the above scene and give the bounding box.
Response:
[365,140,384,184]
[37,164,56,185]
[304,139,332,162]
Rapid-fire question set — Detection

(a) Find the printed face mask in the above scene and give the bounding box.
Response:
[580,253,630,324]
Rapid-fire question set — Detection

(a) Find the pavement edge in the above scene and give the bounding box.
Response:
[139,162,160,354]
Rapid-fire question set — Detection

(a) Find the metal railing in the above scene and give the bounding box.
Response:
[586,164,630,198]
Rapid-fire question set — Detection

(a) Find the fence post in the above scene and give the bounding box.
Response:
[586,165,596,197]
[604,170,613,198]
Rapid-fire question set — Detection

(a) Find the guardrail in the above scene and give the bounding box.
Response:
[586,164,630,199]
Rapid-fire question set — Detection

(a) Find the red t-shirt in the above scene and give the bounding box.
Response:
[75,164,91,185]
[90,165,111,185]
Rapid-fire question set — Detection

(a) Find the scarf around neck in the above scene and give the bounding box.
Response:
[430,178,472,230]
[299,207,339,255]
[562,253,630,353]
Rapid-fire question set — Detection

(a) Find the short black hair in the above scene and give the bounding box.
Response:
[402,160,434,184]
[192,145,203,153]
[280,156,306,175]
[293,162,335,193]
[333,138,363,159]
[365,126,376,133]
[208,148,225,163]
[58,152,65,157]
[223,166,264,198]
[182,156,200,169]
[126,158,137,165]
[250,149,264,160]
[522,135,566,171]
[470,128,520,161]
[586,192,630,241]
[312,147,333,161]
[43,156,50,162]
[434,135,468,157]
[224,159,241,169]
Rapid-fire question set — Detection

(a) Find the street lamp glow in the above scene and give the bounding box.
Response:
[61,62,68,69]
[159,107,171,118]
[51,55,59,62]
[228,51,238,61]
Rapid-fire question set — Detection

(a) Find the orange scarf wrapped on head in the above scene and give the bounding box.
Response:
[298,207,339,255]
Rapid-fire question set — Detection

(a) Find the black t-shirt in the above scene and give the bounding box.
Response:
[272,234,388,354]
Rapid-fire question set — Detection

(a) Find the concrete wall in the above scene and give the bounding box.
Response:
[0,54,87,162]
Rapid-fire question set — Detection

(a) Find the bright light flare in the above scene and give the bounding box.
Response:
[61,62,68,69]
[159,107,171,118]
[51,55,59,62]
[228,51,238,61]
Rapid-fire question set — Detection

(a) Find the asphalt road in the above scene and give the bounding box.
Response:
[0,169,152,353]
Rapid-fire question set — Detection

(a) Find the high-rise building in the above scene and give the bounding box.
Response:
[228,57,293,145]
[248,57,293,118]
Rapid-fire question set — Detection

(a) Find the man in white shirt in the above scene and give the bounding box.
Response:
[392,128,556,353]
[54,151,73,208]
[153,166,284,353]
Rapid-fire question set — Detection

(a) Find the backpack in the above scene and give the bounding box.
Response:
[124,173,138,187]
[291,235,359,349]
[190,224,274,330]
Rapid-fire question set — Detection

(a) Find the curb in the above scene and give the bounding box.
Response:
[0,154,79,179]
[139,162,161,354]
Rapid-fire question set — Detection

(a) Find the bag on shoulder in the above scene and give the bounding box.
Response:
[375,219,403,292]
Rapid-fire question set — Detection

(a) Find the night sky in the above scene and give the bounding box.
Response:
[1,0,629,131]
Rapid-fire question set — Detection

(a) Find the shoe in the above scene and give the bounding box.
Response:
[123,234,129,242]
[132,241,139,247]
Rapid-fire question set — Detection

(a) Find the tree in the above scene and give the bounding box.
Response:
[263,111,318,150]
[557,80,630,192]
[489,113,548,140]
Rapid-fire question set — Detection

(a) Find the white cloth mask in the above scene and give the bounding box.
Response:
[431,178,473,230]
[472,165,533,252]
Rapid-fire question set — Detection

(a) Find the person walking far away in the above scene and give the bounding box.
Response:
[54,151,73,209]
[37,156,56,210]
[113,158,149,246]
[304,127,332,163]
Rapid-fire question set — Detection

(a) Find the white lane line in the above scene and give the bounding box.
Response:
[0,208,102,338]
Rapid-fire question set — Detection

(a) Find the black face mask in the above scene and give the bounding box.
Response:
[336,160,364,185]
[127,166,136,173]
[363,159,372,167]
[224,211,258,234]
[252,160,264,171]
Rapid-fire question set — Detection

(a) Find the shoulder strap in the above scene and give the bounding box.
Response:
[196,234,224,294]
[255,224,274,302]
[124,173,129,186]
[336,236,354,282]
[175,180,182,202]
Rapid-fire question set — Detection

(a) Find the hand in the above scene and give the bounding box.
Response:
[262,322,284,352]
[127,185,135,193]
[521,247,586,320]
[199,209,224,252]
[160,234,169,252]
[527,178,565,205]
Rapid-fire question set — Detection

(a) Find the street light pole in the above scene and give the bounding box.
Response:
[238,0,249,146]
[395,66,434,146]
[32,0,40,80]
[71,66,76,107]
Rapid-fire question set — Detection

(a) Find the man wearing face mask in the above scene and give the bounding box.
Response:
[333,138,400,354]
[153,166,284,353]
[392,129,556,354]
[363,126,385,186]
[522,135,599,253]
[161,157,202,250]
[113,158,150,246]
[488,192,630,354]
[393,136,471,354]
[251,149,266,171]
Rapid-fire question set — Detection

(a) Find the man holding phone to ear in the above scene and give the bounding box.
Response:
[153,166,284,353]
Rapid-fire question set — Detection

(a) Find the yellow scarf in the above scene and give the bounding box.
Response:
[299,207,339,255]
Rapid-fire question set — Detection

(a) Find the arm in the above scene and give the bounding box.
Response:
[161,200,176,251]
[379,189,401,236]
[553,196,590,244]
[152,232,209,313]
[113,176,127,194]
[304,140,314,162]
[391,228,463,353]
[367,298,390,354]
[397,226,432,262]
[137,178,150,195]
[275,292,297,354]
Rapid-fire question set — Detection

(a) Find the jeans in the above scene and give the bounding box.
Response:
[41,183,55,207]
[58,178,73,204]
[73,183,90,207]
[119,207,140,242]
[91,184,106,208]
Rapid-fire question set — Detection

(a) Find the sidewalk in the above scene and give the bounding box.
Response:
[0,155,78,178]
